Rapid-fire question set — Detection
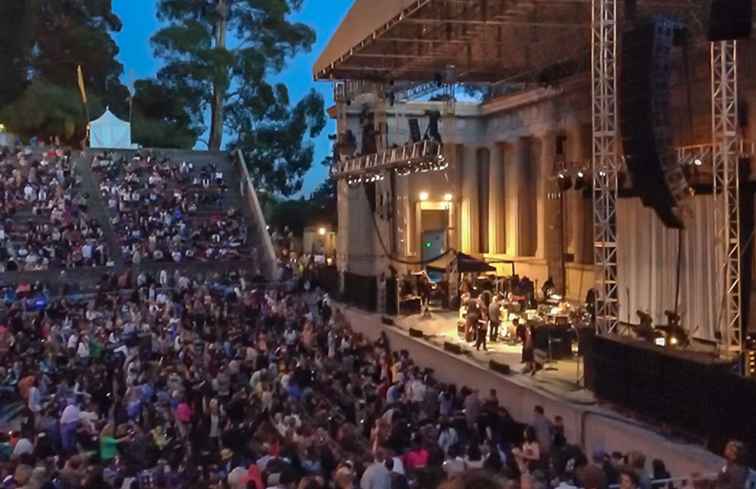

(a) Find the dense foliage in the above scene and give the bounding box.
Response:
[153,0,326,194]
[0,0,129,143]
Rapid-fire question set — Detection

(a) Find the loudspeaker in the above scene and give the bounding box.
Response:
[489,360,511,375]
[408,118,421,143]
[709,0,752,41]
[409,328,424,338]
[621,16,689,229]
[444,341,463,355]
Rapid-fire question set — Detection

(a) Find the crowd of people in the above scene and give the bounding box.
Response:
[0,147,109,272]
[0,265,750,489]
[91,152,250,265]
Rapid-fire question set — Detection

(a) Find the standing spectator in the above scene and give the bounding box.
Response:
[513,426,542,475]
[464,390,481,430]
[717,440,748,489]
[361,448,392,489]
[533,405,554,457]
[619,469,641,489]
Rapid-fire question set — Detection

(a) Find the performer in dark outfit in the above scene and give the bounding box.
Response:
[518,319,536,374]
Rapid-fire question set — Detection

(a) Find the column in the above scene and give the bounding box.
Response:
[518,138,537,256]
[461,145,479,254]
[489,144,506,254]
[505,139,524,256]
[337,178,350,294]
[539,131,565,292]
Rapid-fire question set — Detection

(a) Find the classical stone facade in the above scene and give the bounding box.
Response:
[336,79,597,305]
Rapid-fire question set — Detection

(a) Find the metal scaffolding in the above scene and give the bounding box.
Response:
[591,0,620,335]
[711,40,742,355]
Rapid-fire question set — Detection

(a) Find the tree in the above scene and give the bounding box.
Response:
[0,1,34,107]
[229,89,325,195]
[0,0,130,142]
[153,0,326,195]
[131,79,203,149]
[0,81,92,142]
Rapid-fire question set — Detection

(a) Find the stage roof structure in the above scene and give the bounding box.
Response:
[314,0,708,84]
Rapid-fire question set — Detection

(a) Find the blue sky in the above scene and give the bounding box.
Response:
[111,0,353,195]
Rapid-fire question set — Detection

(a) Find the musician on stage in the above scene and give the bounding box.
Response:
[518,319,537,375]
[476,291,491,351]
[465,295,480,342]
[488,294,502,342]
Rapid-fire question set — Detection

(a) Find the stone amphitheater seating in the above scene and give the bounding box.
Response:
[0,146,272,295]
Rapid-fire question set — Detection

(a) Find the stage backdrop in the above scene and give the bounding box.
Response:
[617,196,721,341]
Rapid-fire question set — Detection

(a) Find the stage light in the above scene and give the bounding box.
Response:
[443,193,453,202]
[669,336,679,346]
[318,227,326,236]
[0,123,5,133]
[419,191,429,201]
[557,171,572,191]
[574,171,587,191]
[694,158,703,167]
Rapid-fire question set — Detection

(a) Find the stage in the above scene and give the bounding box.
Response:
[393,309,595,404]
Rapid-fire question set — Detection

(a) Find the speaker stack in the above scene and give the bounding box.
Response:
[621,16,690,229]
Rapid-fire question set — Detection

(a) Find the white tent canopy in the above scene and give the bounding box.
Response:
[89,107,137,149]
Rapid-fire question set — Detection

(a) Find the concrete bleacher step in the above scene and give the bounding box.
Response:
[1,148,271,285]
[90,148,262,264]
[75,154,124,267]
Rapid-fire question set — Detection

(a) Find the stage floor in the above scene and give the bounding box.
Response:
[394,310,595,404]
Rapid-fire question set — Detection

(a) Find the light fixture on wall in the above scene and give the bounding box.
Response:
[318,227,327,236]
[419,191,429,201]
[443,193,453,202]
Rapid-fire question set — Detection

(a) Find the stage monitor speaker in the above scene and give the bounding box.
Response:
[444,341,464,355]
[408,118,422,143]
[409,328,424,338]
[381,316,395,326]
[621,16,690,229]
[489,360,511,375]
[709,0,752,41]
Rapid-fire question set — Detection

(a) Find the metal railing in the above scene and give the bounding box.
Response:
[236,150,277,280]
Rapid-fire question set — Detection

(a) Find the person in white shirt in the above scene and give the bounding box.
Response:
[60,401,81,452]
[28,379,43,427]
[360,448,392,489]
[10,436,33,460]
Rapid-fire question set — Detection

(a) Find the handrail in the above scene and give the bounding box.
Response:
[235,149,277,281]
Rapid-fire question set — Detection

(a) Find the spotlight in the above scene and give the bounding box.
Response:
[574,170,587,190]
[557,171,572,191]
[693,158,703,167]
[443,193,453,202]
[419,191,429,201]
[318,227,327,236]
